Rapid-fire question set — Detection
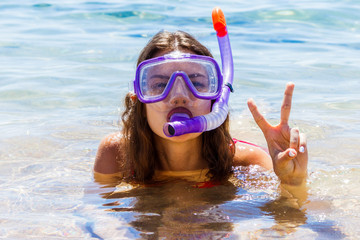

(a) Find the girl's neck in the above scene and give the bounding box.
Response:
[154,135,208,171]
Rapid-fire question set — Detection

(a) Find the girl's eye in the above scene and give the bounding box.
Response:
[151,82,167,90]
[192,81,205,88]
[189,73,208,92]
[148,75,170,94]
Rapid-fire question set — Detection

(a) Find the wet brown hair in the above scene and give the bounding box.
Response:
[121,31,234,182]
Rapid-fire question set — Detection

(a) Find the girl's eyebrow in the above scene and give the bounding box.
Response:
[188,73,206,77]
[149,74,169,79]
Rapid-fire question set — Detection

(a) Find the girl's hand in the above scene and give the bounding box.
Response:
[247,82,308,185]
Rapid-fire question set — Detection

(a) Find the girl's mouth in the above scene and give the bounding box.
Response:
[167,107,193,122]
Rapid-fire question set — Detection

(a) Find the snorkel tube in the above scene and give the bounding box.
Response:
[163,7,234,137]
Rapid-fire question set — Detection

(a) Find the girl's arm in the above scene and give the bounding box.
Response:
[233,137,308,208]
[233,140,273,170]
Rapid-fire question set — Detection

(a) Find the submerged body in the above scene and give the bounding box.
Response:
[94,131,272,177]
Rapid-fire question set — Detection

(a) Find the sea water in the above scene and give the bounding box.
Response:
[0,0,359,239]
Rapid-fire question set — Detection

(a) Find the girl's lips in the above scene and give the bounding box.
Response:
[167,107,193,122]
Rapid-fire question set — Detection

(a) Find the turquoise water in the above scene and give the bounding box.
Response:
[1,0,359,239]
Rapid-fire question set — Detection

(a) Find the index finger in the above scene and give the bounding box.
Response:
[280,82,295,125]
[247,98,272,133]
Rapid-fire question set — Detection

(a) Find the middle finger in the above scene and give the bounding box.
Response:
[280,82,295,125]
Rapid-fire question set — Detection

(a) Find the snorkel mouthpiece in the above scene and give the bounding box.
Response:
[163,7,233,137]
[164,115,207,137]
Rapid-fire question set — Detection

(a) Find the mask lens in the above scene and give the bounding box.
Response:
[190,60,218,95]
[141,64,170,97]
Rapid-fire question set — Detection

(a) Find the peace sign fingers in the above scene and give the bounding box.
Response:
[247,82,308,186]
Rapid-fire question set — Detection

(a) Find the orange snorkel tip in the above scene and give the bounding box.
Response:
[212,7,227,37]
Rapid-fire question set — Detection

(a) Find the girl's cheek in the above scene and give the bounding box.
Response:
[194,100,212,116]
[145,104,167,136]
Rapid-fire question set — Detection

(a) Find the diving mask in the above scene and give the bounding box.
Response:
[133,52,223,103]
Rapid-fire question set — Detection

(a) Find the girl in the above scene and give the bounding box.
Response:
[94,31,308,187]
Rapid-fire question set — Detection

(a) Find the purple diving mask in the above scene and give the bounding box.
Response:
[133,52,223,104]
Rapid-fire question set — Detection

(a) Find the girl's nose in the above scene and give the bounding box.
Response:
[168,77,191,105]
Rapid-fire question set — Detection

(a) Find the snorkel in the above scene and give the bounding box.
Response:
[163,7,234,137]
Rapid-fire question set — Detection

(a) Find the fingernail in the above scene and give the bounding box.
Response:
[299,146,305,153]
[289,150,296,157]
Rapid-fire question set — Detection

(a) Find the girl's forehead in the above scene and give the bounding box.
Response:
[153,49,196,58]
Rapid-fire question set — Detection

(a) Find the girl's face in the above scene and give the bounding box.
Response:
[145,50,212,142]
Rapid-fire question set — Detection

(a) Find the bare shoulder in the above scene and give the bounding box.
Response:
[94,132,125,174]
[233,140,273,170]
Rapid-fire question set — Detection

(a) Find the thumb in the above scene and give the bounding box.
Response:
[276,148,297,166]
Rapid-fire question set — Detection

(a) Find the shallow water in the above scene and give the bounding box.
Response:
[1,0,359,239]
